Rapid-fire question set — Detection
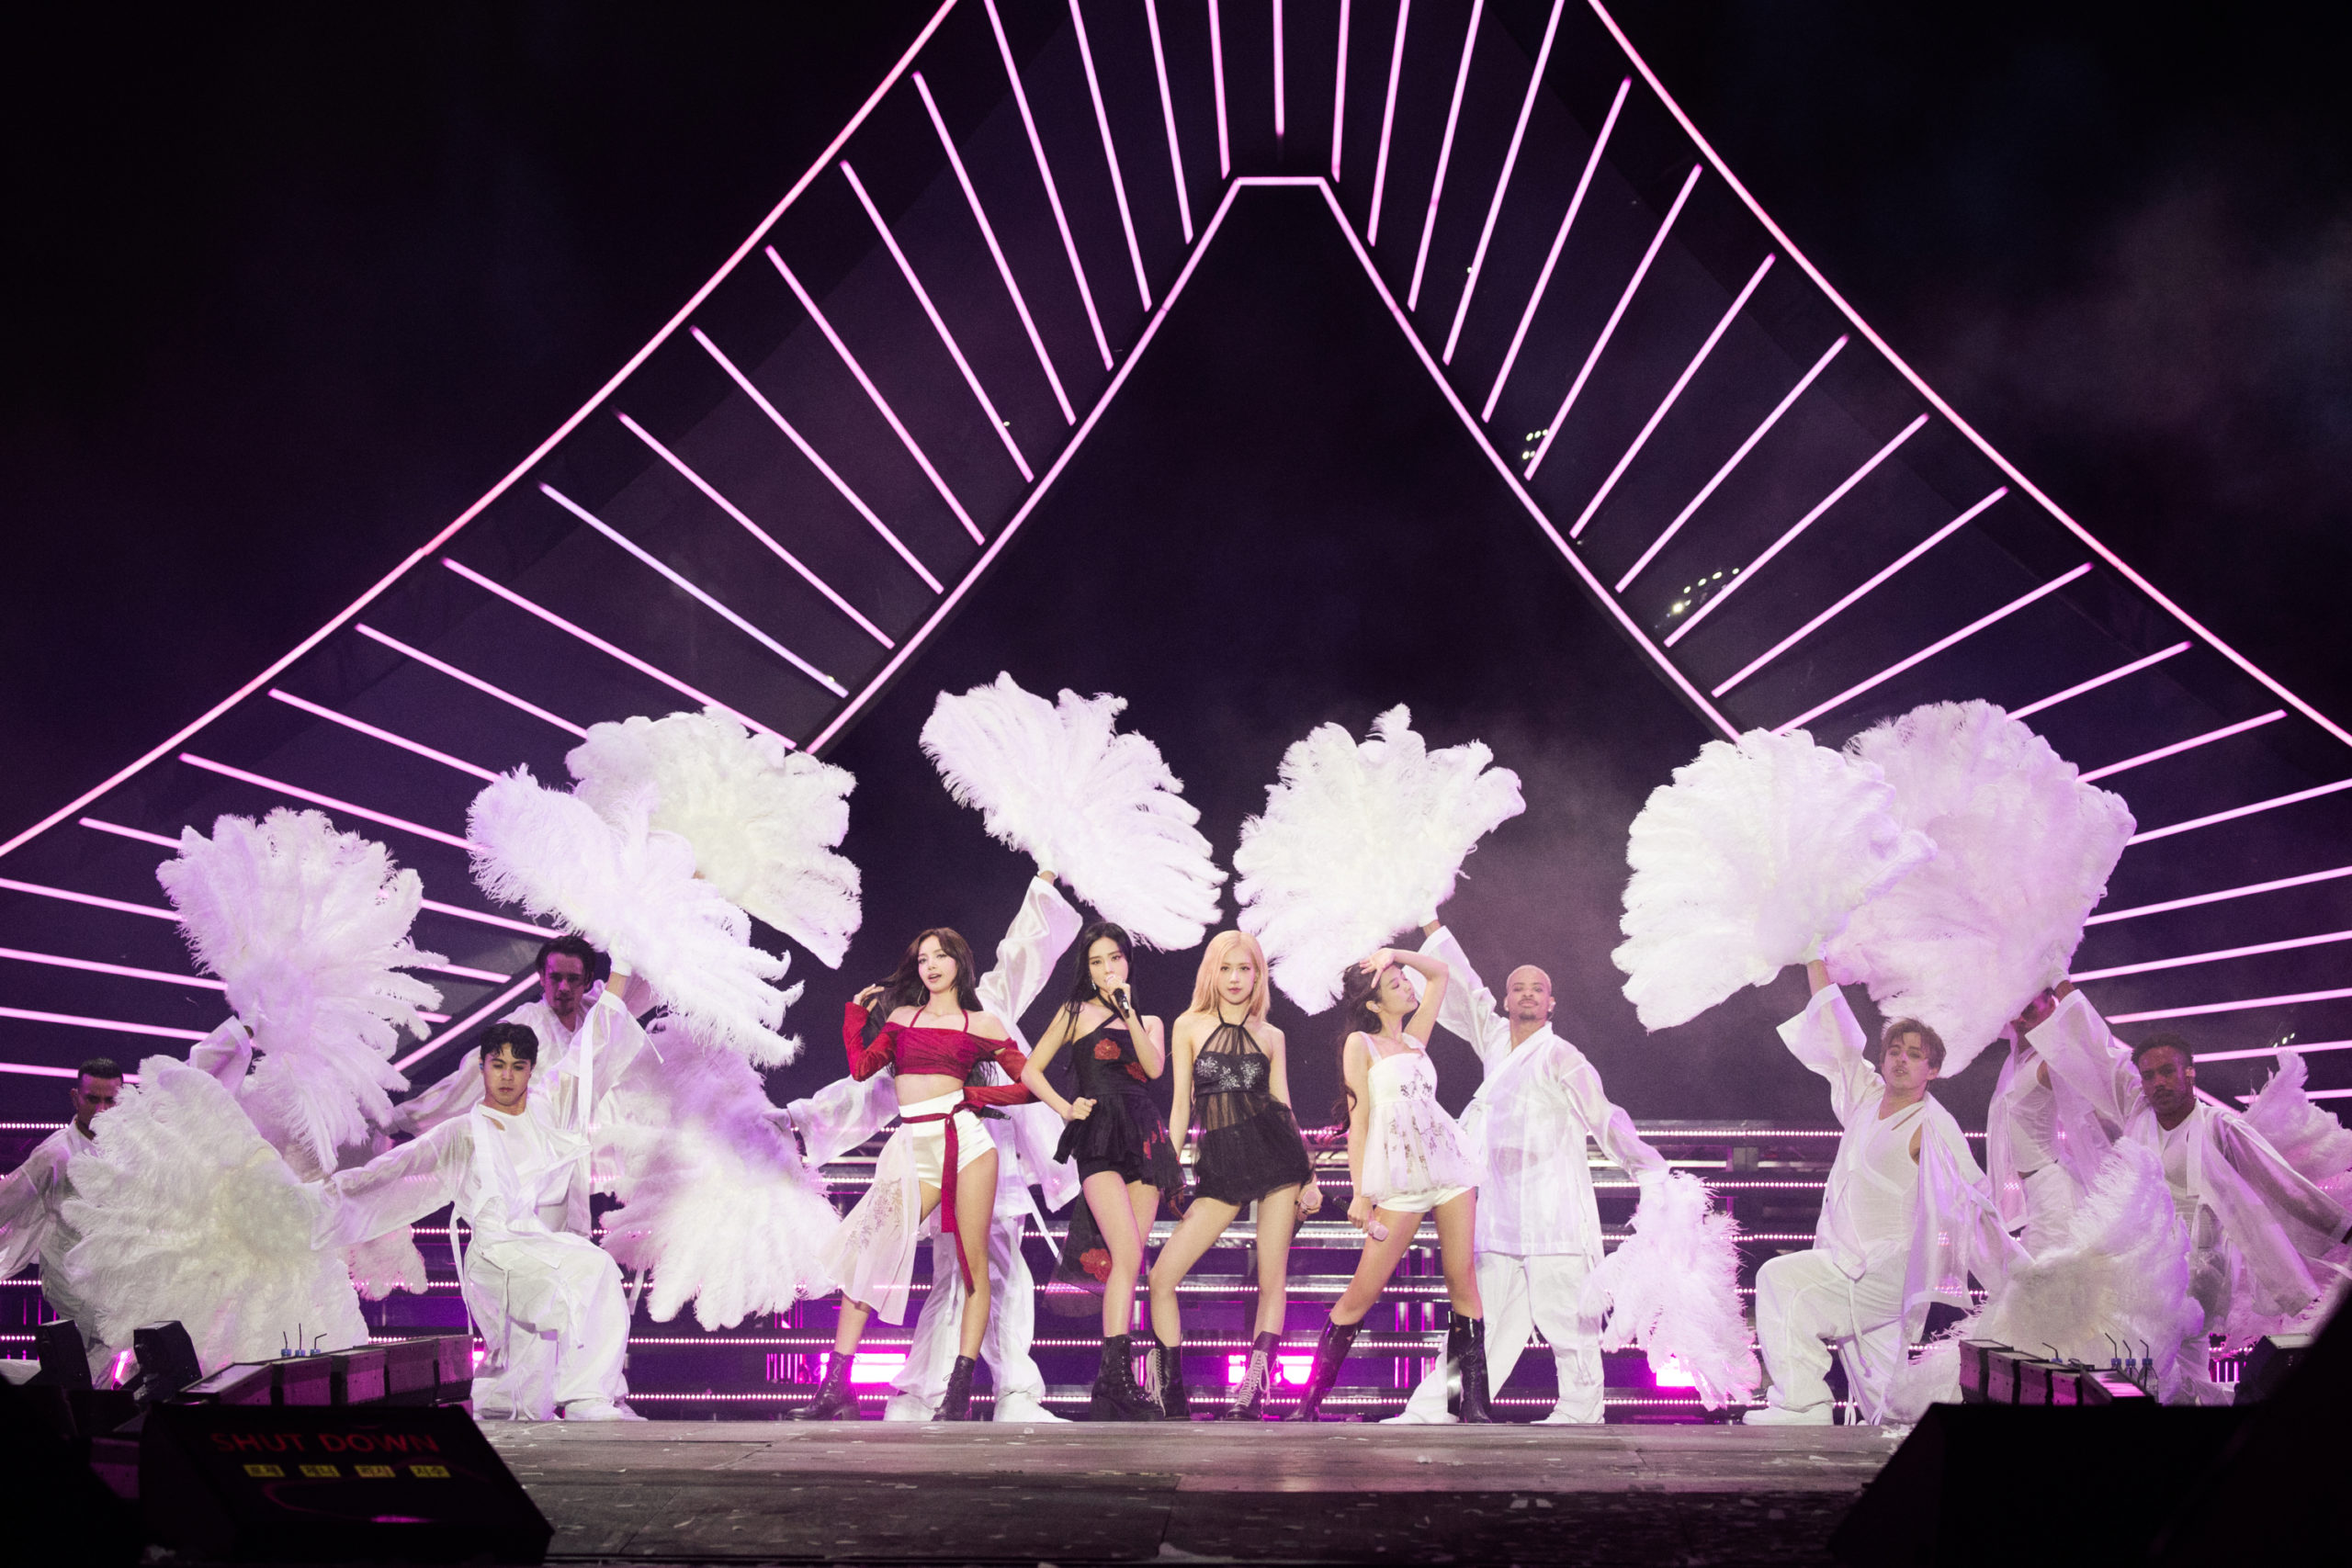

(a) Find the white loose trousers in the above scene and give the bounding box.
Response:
[1395,1251,1600,1424]
[1753,1248,1907,1423]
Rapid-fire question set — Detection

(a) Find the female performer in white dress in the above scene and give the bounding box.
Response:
[1287,947,1489,1422]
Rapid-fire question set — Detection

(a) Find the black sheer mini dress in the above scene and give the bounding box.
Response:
[1189,1018,1314,1207]
[1048,1020,1186,1306]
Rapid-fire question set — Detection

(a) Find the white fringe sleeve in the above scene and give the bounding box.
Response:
[1577,1170,1759,1408]
[921,673,1226,950]
[1235,705,1524,1011]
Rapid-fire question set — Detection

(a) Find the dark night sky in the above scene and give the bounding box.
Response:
[3,4,2346,1118]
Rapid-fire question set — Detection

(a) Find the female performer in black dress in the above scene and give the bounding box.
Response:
[1021,922,1182,1419]
[1143,930,1325,1418]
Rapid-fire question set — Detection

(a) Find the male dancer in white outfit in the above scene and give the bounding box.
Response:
[1747,964,2014,1425]
[787,870,1081,1422]
[1982,989,2103,1257]
[0,1057,130,1383]
[2030,983,2349,1392]
[1389,920,1668,1424]
[395,934,615,1139]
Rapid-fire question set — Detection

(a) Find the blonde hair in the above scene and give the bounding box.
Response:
[1185,930,1271,1023]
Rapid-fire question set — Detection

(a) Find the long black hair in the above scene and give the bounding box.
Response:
[1061,920,1136,1017]
[868,927,983,1030]
[1329,958,1387,1124]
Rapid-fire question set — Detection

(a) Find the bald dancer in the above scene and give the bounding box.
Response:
[1388,920,1668,1424]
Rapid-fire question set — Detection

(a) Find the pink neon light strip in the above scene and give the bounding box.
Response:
[1775,564,2092,734]
[1568,253,1775,537]
[687,329,946,587]
[984,0,1114,372]
[0,1063,138,1082]
[1713,487,2006,699]
[1615,334,1846,593]
[764,251,984,546]
[354,625,586,738]
[1666,412,1928,647]
[841,161,1037,482]
[1272,0,1285,142]
[1364,0,1411,243]
[0,2,960,868]
[2108,986,2352,1025]
[1208,0,1231,176]
[440,558,782,741]
[539,482,847,693]
[1525,164,1704,476]
[179,754,476,852]
[0,874,176,922]
[2087,863,2352,927]
[1407,0,1485,312]
[80,818,184,850]
[2010,642,2193,721]
[1067,2,1152,310]
[1481,76,1630,424]
[1586,0,2352,755]
[2127,777,2352,847]
[2079,711,2286,784]
[0,1005,205,1043]
[1141,2,1196,245]
[1440,0,1565,366]
[417,899,557,940]
[615,415,906,635]
[2072,927,2352,984]
[392,976,540,1073]
[266,690,498,782]
[2199,1038,2352,1064]
[911,75,1077,427]
[0,945,222,990]
[1329,0,1351,182]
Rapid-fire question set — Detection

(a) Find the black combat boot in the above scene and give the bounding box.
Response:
[1218,1330,1279,1420]
[1151,1331,1193,1419]
[1088,1334,1160,1421]
[789,1350,860,1421]
[1454,1315,1495,1424]
[1282,1317,1361,1422]
[938,1355,980,1420]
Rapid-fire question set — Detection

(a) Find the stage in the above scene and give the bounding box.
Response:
[484,1419,1899,1564]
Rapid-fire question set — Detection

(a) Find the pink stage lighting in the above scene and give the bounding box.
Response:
[267,689,498,783]
[2127,777,2352,847]
[910,74,1077,427]
[1482,77,1631,425]
[179,753,476,853]
[1364,0,1412,244]
[1208,0,1231,177]
[1329,0,1351,184]
[2079,711,2285,784]
[1272,0,1285,144]
[2199,1039,2351,1065]
[1441,0,1566,367]
[1523,164,1704,479]
[77,818,180,850]
[440,558,784,742]
[2109,986,2352,1025]
[983,0,1113,371]
[1568,253,1775,538]
[1068,0,1151,310]
[1667,413,1929,647]
[840,161,1036,482]
[0,1005,206,1043]
[0,945,222,991]
[1776,564,2092,734]
[1227,1351,1316,1387]
[2010,642,2193,721]
[1712,488,2007,699]
[541,481,849,694]
[2087,863,2352,927]
[1,1060,140,1082]
[851,1350,909,1385]
[1616,334,1848,593]
[1652,1356,1699,1390]
[354,624,587,739]
[1407,0,1486,312]
[619,412,912,628]
[2072,928,2352,984]
[0,874,175,922]
[1141,4,1197,244]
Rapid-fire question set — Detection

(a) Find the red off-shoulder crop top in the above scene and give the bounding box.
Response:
[842,1002,1033,1107]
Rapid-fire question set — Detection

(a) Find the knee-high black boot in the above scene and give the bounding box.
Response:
[1453,1316,1495,1424]
[938,1355,979,1421]
[1151,1331,1193,1420]
[1089,1335,1160,1421]
[790,1350,861,1421]
[1282,1317,1361,1422]
[1218,1331,1279,1420]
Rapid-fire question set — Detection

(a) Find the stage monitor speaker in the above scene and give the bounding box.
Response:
[35,1316,93,1387]
[140,1402,550,1563]
[130,1321,202,1404]
[2230,1331,2312,1404]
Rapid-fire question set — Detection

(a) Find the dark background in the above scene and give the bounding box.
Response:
[6,3,2346,1126]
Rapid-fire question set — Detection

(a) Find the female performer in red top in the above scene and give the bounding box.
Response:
[798,929,1033,1421]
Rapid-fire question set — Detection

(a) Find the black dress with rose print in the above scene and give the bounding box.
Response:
[1046,1018,1185,1306]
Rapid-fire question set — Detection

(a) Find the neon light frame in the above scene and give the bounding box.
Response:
[1067,0,1152,310]
[984,0,1114,372]
[1363,0,1411,244]
[1141,3,1196,244]
[353,624,588,739]
[1405,0,1484,312]
[1439,0,1565,367]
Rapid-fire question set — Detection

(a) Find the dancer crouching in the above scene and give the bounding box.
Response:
[1146,931,1323,1418]
[1022,922,1182,1419]
[1290,948,1488,1423]
[799,930,1033,1421]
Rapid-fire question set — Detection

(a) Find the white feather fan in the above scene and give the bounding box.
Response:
[596,1016,838,1329]
[1882,1337,1964,1425]
[60,1056,370,1372]
[1234,705,1524,1011]
[569,707,862,968]
[1825,702,2134,1077]
[1611,729,1932,1030]
[157,809,444,1171]
[1577,1171,1759,1408]
[468,768,800,1065]
[920,673,1224,950]
[2245,1049,2352,1207]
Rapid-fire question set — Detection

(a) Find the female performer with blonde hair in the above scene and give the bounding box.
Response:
[797,928,1033,1421]
[1286,948,1489,1423]
[1143,931,1324,1418]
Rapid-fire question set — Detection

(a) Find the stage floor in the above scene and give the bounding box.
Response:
[486,1418,1900,1564]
